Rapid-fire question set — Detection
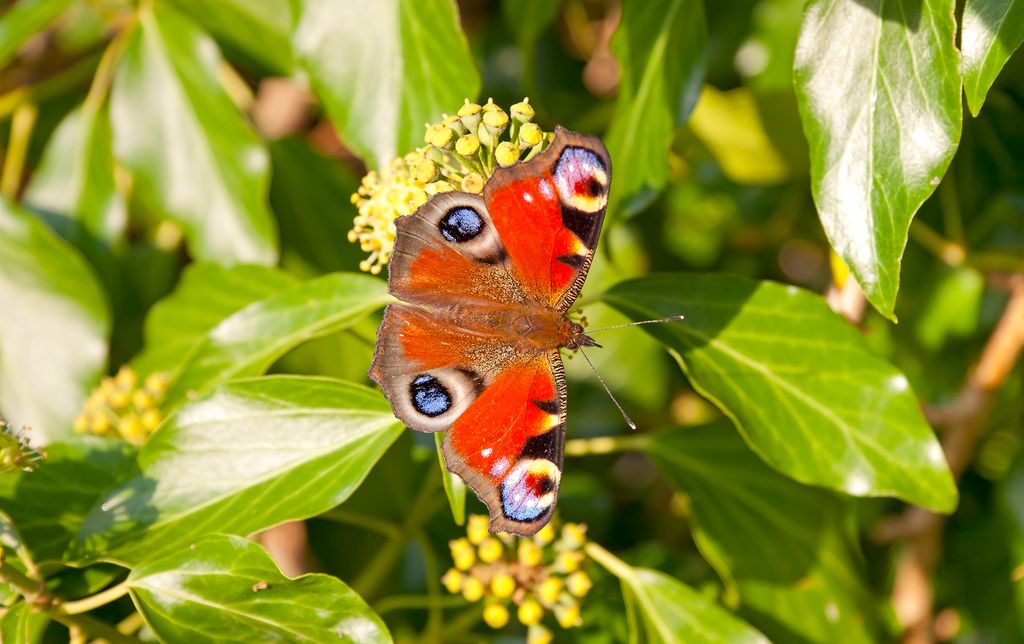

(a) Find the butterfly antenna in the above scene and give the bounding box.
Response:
[586,315,686,335]
[577,346,637,431]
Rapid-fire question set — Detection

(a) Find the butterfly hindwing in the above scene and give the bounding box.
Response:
[443,350,567,535]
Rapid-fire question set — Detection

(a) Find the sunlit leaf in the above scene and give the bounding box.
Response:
[793,0,962,319]
[962,0,1024,116]
[588,543,768,643]
[24,101,126,249]
[293,0,480,169]
[435,433,466,525]
[606,0,706,218]
[166,0,293,74]
[131,263,299,378]
[111,4,278,264]
[160,272,389,410]
[648,425,877,643]
[604,273,957,511]
[129,535,390,643]
[688,86,806,185]
[0,198,110,444]
[0,437,135,564]
[72,377,403,565]
[0,601,49,644]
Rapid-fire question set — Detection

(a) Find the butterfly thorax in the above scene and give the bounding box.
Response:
[433,302,594,353]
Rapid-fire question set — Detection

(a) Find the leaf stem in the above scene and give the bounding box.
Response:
[60,581,130,615]
[909,220,964,266]
[373,594,467,615]
[318,508,402,539]
[352,469,443,598]
[1,100,38,199]
[584,542,634,581]
[565,433,650,456]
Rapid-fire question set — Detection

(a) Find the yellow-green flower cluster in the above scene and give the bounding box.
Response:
[0,420,44,473]
[442,515,592,642]
[73,366,169,445]
[349,98,553,274]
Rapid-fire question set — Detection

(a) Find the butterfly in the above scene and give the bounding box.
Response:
[369,126,610,536]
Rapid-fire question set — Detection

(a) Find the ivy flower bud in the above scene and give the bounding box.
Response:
[109,390,130,410]
[491,572,516,599]
[517,598,544,626]
[450,538,476,571]
[495,142,521,167]
[133,389,154,410]
[92,414,111,435]
[145,372,170,396]
[510,98,535,123]
[519,122,544,148]
[467,515,490,545]
[441,568,462,593]
[518,540,542,566]
[566,571,592,597]
[425,180,455,195]
[141,409,162,431]
[527,625,554,644]
[114,366,136,389]
[477,537,503,563]
[442,114,465,135]
[73,414,89,434]
[534,523,556,546]
[483,602,510,629]
[118,414,145,445]
[411,158,437,184]
[458,99,482,132]
[461,173,485,194]
[537,576,563,605]
[455,133,480,157]
[562,523,587,549]
[430,124,454,149]
[555,601,582,628]
[462,577,484,602]
[556,551,584,574]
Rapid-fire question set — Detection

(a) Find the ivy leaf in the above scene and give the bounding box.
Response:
[962,0,1024,116]
[131,263,298,378]
[0,198,110,444]
[160,272,390,410]
[793,0,962,319]
[648,425,877,643]
[129,534,390,643]
[587,544,768,643]
[604,273,957,512]
[605,0,706,218]
[111,4,278,264]
[72,376,403,566]
[0,0,73,67]
[0,601,49,644]
[293,0,480,169]
[435,433,466,525]
[0,437,136,564]
[166,0,294,74]
[24,101,126,250]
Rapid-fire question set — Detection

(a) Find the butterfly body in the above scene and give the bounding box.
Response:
[370,127,610,535]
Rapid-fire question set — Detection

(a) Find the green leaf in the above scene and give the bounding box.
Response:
[606,0,707,218]
[604,273,957,511]
[0,198,110,444]
[0,437,135,564]
[268,137,365,274]
[165,0,294,74]
[587,543,768,643]
[914,266,985,350]
[0,601,49,644]
[24,101,126,248]
[648,425,877,643]
[962,0,1024,116]
[161,272,390,410]
[793,0,962,319]
[293,0,481,169]
[111,4,278,264]
[131,263,299,378]
[502,0,562,53]
[72,376,403,565]
[0,0,73,67]
[128,534,390,643]
[435,433,465,525]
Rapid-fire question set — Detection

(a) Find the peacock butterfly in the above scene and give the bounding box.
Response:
[369,126,610,536]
